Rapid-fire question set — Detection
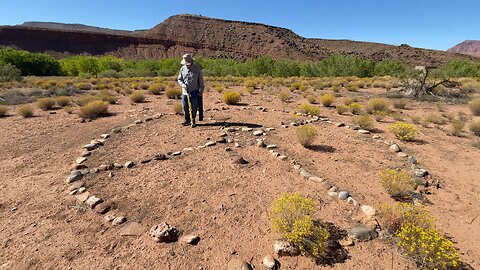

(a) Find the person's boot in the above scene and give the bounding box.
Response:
[182,120,190,126]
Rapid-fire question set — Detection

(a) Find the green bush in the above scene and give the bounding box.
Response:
[353,115,374,130]
[348,102,363,115]
[0,105,7,117]
[343,97,356,106]
[298,103,320,116]
[149,83,166,95]
[366,98,390,114]
[388,121,417,141]
[129,91,146,103]
[379,169,416,200]
[468,98,480,116]
[78,100,109,119]
[16,104,34,118]
[335,105,349,115]
[0,63,22,82]
[269,193,329,258]
[296,125,317,147]
[165,87,182,99]
[223,91,241,105]
[36,97,56,111]
[320,94,335,107]
[55,96,71,107]
[470,120,480,136]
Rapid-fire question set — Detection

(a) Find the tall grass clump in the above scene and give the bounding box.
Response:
[165,87,182,99]
[16,104,34,118]
[36,97,56,111]
[468,98,480,116]
[223,91,241,105]
[366,98,390,114]
[78,100,109,119]
[470,120,480,136]
[353,115,374,130]
[0,105,7,117]
[296,125,317,147]
[129,91,146,103]
[320,94,335,107]
[278,90,291,103]
[388,122,416,141]
[269,193,329,258]
[55,96,71,107]
[149,83,166,95]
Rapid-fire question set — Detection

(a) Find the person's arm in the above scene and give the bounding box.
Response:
[177,67,186,89]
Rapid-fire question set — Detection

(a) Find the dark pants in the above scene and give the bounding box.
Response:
[182,94,199,123]
[198,94,204,120]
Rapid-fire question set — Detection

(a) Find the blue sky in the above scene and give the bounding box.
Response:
[1,0,478,50]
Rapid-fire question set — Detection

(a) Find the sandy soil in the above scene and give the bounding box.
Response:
[0,86,479,269]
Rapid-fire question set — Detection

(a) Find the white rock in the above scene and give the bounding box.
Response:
[253,130,263,136]
[389,144,401,152]
[266,144,277,149]
[76,157,87,164]
[361,205,376,217]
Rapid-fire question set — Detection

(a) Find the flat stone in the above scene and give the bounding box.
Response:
[348,225,378,241]
[134,119,143,124]
[293,164,302,170]
[242,127,253,132]
[100,134,110,139]
[360,205,377,217]
[144,117,153,122]
[274,239,300,257]
[328,191,338,197]
[112,216,127,225]
[397,152,408,158]
[111,127,122,133]
[150,222,179,243]
[85,196,103,209]
[124,161,135,168]
[98,164,110,171]
[104,214,116,222]
[338,191,349,200]
[266,144,277,149]
[278,155,287,160]
[339,238,355,247]
[347,197,358,205]
[80,169,90,175]
[253,130,263,136]
[234,142,241,148]
[153,154,167,160]
[75,157,87,164]
[217,137,227,144]
[113,163,123,169]
[408,155,417,164]
[415,169,429,177]
[270,152,280,157]
[80,151,91,157]
[358,129,370,134]
[321,181,332,190]
[83,144,97,151]
[219,133,228,137]
[90,168,99,174]
[329,187,338,192]
[180,234,200,245]
[68,181,84,192]
[205,141,216,147]
[77,187,86,193]
[265,127,275,132]
[389,144,401,153]
[183,147,194,152]
[335,122,345,127]
[228,259,253,270]
[72,164,87,170]
[172,151,182,156]
[299,169,312,179]
[225,147,232,152]
[66,171,82,183]
[256,140,266,147]
[308,176,324,183]
[76,192,91,204]
[226,127,238,132]
[120,222,145,236]
[231,155,248,165]
[94,203,111,214]
[140,159,152,164]
[262,255,278,269]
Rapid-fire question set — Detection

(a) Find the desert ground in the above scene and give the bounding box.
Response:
[0,76,479,269]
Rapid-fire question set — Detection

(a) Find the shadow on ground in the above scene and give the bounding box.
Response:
[315,221,350,266]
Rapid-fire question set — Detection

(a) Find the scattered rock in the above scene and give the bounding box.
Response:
[227,259,253,270]
[76,192,91,204]
[108,171,114,178]
[112,216,127,225]
[100,134,110,139]
[329,186,338,192]
[90,168,99,174]
[68,181,84,192]
[66,171,82,183]
[144,117,153,122]
[205,141,216,147]
[140,159,152,164]
[274,239,300,257]
[225,147,232,152]
[358,129,370,134]
[94,203,111,214]
[253,130,263,136]
[120,222,145,236]
[134,119,143,124]
[278,155,287,160]
[321,181,332,190]
[75,157,87,164]
[360,205,376,217]
[80,151,91,157]
[397,152,408,158]
[293,164,301,170]
[262,255,279,269]
[231,155,248,165]
[308,176,324,183]
[113,163,124,169]
[150,222,179,243]
[266,144,277,149]
[350,125,360,130]
[104,214,116,222]
[172,151,182,156]
[408,155,417,164]
[389,144,401,153]
[83,144,97,151]
[217,137,227,144]
[415,169,429,177]
[328,191,338,197]
[347,225,378,241]
[77,187,86,193]
[335,122,345,127]
[299,169,312,179]
[339,238,355,247]
[256,140,266,147]
[124,161,135,168]
[338,191,349,200]
[98,164,111,171]
[153,154,167,160]
[234,142,241,148]
[242,127,253,132]
[111,127,122,134]
[219,133,228,137]
[347,197,358,205]
[180,234,200,245]
[85,196,103,209]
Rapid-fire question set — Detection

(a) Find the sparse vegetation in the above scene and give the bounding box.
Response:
[451,119,465,136]
[278,90,291,103]
[55,96,71,107]
[320,94,335,107]
[129,91,146,103]
[335,105,349,115]
[36,97,56,111]
[149,83,166,95]
[0,105,7,117]
[298,103,320,116]
[366,98,390,114]
[296,125,317,147]
[78,100,109,119]
[353,115,374,130]
[379,169,416,200]
[468,98,480,116]
[425,113,448,125]
[173,102,183,115]
[377,203,434,234]
[165,87,182,99]
[223,91,241,105]
[16,104,34,118]
[0,63,22,82]
[348,102,363,115]
[392,99,408,109]
[470,120,480,136]
[388,122,417,141]
[269,193,329,258]
[307,95,317,104]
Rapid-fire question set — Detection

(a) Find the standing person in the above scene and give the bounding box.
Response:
[177,54,205,127]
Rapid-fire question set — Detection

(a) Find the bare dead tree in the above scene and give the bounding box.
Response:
[400,66,460,98]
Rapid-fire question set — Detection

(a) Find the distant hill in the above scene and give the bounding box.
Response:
[448,40,480,57]
[0,14,475,65]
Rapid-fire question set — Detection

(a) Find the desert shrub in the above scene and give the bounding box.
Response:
[335,105,349,115]
[391,112,405,122]
[411,116,422,124]
[149,83,166,95]
[173,102,183,115]
[269,193,329,258]
[346,84,359,92]
[379,169,416,200]
[75,83,92,90]
[396,223,461,270]
[343,97,356,106]
[75,95,99,106]
[223,91,241,105]
[353,115,374,130]
[78,100,109,119]
[307,95,317,104]
[298,103,320,116]
[451,119,465,136]
[165,87,182,99]
[36,97,56,111]
[290,82,302,91]
[55,96,71,107]
[388,121,417,141]
[377,203,434,234]
[16,104,34,117]
[0,63,22,82]
[320,94,335,107]
[392,99,408,109]
[138,82,149,90]
[468,98,480,116]
[98,90,118,104]
[425,113,447,125]
[278,91,291,102]
[214,84,223,93]
[0,105,7,117]
[366,98,390,114]
[246,86,254,94]
[470,120,480,136]
[64,106,73,114]
[244,79,257,88]
[348,102,363,115]
[296,125,317,147]
[129,91,145,103]
[121,88,133,96]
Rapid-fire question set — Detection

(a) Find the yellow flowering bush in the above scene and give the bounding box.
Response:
[223,91,241,105]
[320,94,335,107]
[298,103,320,116]
[270,193,329,258]
[388,121,417,141]
[377,203,434,234]
[396,223,461,269]
[379,169,416,200]
[348,102,363,115]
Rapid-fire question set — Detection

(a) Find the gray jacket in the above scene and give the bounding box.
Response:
[177,64,205,95]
